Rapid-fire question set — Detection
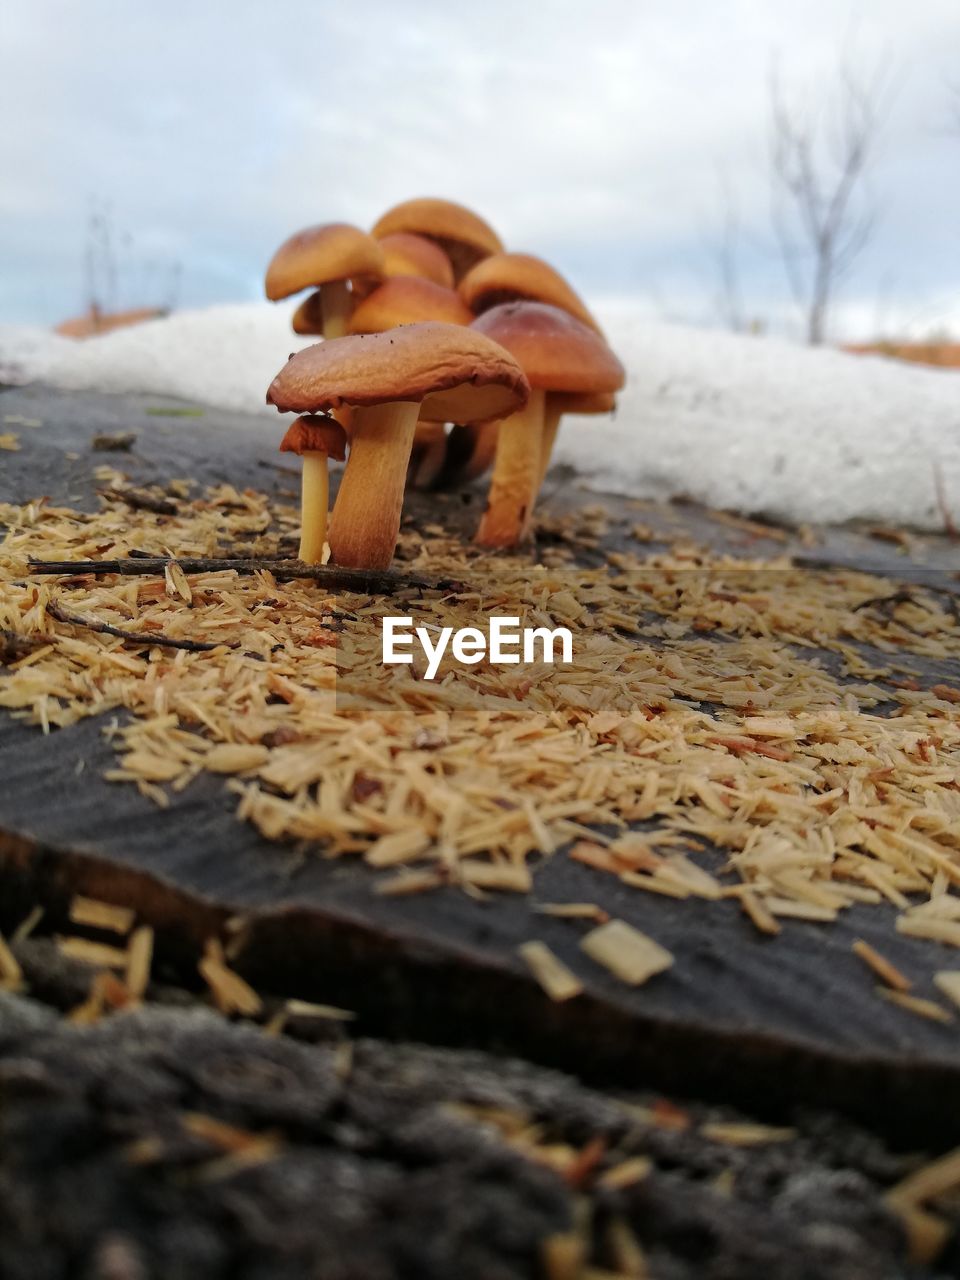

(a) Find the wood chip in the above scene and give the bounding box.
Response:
[57,937,130,970]
[763,897,837,923]
[181,1112,277,1155]
[164,560,193,603]
[460,861,532,893]
[519,941,584,1002]
[580,920,673,986]
[852,939,911,992]
[897,916,960,948]
[875,986,953,1024]
[541,1232,587,1280]
[364,829,432,868]
[887,1144,960,1208]
[204,743,270,774]
[125,925,154,1000]
[604,1215,650,1278]
[597,1156,653,1189]
[0,930,23,989]
[69,895,135,935]
[199,942,263,1017]
[373,868,444,896]
[740,891,781,936]
[700,1121,797,1146]
[932,971,960,1010]
[535,902,610,923]
[285,998,355,1021]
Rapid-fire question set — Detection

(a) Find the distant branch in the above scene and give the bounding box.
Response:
[767,49,897,344]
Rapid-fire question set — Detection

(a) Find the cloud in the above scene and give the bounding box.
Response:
[1,0,958,338]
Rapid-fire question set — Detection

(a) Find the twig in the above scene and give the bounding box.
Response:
[852,588,918,614]
[28,556,467,595]
[46,601,232,653]
[98,486,179,516]
[1,629,48,665]
[852,586,960,628]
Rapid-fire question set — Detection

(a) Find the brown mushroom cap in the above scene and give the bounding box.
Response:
[551,390,617,415]
[348,277,473,334]
[379,233,454,288]
[471,302,625,395]
[265,223,386,301]
[290,292,325,335]
[279,415,347,460]
[371,198,503,279]
[267,323,530,425]
[460,253,601,332]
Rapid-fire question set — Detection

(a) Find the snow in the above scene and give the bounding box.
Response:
[2,300,958,530]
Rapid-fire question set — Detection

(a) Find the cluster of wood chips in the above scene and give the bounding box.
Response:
[2,477,960,1003]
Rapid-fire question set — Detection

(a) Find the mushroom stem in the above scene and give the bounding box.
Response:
[321,279,352,339]
[298,453,330,564]
[475,387,545,548]
[519,399,564,539]
[408,422,448,490]
[536,399,563,492]
[461,421,500,481]
[328,401,420,569]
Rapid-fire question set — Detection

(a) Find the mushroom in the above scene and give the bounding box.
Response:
[266,324,529,570]
[459,252,602,332]
[407,421,448,490]
[444,255,605,488]
[347,276,473,333]
[371,198,503,282]
[470,303,625,548]
[265,223,386,338]
[278,416,347,564]
[379,233,454,289]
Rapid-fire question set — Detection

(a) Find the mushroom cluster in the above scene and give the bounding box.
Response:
[264,198,625,567]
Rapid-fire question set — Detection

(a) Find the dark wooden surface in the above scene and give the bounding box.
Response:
[2,384,960,1143]
[0,974,923,1280]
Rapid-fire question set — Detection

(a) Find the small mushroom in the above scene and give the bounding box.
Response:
[378,233,454,289]
[459,252,602,332]
[347,276,473,333]
[267,324,529,569]
[445,257,605,488]
[265,223,386,338]
[371,198,503,282]
[470,303,625,548]
[278,416,347,564]
[408,421,448,490]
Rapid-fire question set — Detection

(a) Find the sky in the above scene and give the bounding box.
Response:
[1,0,958,341]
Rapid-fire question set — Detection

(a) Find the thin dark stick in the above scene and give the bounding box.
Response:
[1,629,48,665]
[98,486,179,516]
[46,601,232,653]
[27,556,467,595]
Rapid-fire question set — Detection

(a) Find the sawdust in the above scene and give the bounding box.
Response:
[2,481,960,993]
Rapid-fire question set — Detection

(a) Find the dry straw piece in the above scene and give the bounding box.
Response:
[580,920,674,986]
[3,481,960,994]
[69,894,136,935]
[0,930,23,989]
[519,940,584,1002]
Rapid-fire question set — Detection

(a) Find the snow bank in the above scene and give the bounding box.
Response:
[0,305,313,415]
[2,300,958,529]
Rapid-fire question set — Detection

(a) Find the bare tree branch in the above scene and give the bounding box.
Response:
[768,50,896,344]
